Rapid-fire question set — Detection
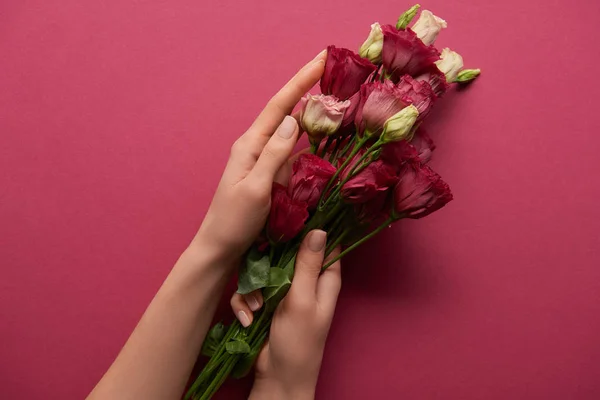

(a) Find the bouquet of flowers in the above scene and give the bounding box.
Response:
[186,5,480,399]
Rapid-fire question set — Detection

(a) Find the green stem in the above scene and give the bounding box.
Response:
[328,137,344,163]
[318,137,369,209]
[322,216,394,270]
[320,136,335,158]
[326,230,348,256]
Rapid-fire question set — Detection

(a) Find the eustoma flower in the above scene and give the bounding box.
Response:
[288,154,337,210]
[435,48,464,83]
[393,161,453,219]
[396,74,436,119]
[299,94,351,144]
[355,81,411,137]
[341,159,398,203]
[410,129,436,163]
[410,10,447,45]
[267,183,309,243]
[381,24,440,82]
[359,23,384,64]
[320,46,377,100]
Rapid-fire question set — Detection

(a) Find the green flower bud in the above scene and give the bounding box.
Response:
[454,68,481,83]
[396,4,421,29]
[381,105,419,143]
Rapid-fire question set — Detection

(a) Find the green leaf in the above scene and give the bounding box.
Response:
[268,267,291,287]
[237,247,270,294]
[201,322,226,357]
[231,347,261,378]
[226,339,251,355]
[263,282,291,312]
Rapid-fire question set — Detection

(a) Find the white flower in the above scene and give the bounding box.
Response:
[381,105,419,143]
[411,10,447,45]
[359,23,384,64]
[435,48,464,83]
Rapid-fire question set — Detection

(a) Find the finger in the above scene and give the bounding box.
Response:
[317,246,342,313]
[243,290,263,312]
[230,293,253,328]
[244,50,326,158]
[247,116,299,185]
[273,147,310,185]
[289,230,327,299]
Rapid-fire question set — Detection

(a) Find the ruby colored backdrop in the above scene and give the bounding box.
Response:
[2,0,600,399]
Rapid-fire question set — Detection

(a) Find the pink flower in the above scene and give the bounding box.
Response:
[320,46,377,100]
[354,81,411,137]
[267,183,309,243]
[410,129,436,164]
[341,160,398,204]
[299,94,351,143]
[396,74,436,119]
[381,25,440,83]
[288,154,337,210]
[393,161,452,219]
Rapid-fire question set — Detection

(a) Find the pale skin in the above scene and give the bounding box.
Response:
[87,50,342,400]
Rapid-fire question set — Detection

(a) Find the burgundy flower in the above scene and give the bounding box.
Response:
[381,139,419,170]
[354,190,392,226]
[288,154,337,210]
[320,46,377,100]
[341,159,398,204]
[393,161,452,219]
[381,25,440,83]
[396,74,436,119]
[267,183,309,242]
[410,129,436,164]
[354,81,411,136]
[414,65,449,97]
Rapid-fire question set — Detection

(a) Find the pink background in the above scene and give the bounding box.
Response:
[2,0,600,398]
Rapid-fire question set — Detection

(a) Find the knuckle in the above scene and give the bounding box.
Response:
[230,138,246,157]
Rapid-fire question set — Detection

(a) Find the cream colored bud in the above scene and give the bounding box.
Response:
[411,10,447,45]
[359,23,384,64]
[435,48,464,83]
[381,105,419,143]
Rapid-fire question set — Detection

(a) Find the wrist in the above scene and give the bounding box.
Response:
[249,377,315,400]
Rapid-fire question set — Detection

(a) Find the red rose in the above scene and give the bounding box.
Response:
[381,25,440,83]
[341,159,398,204]
[393,161,452,219]
[268,183,309,243]
[320,46,377,101]
[354,81,411,136]
[288,154,337,210]
[396,74,436,120]
[414,65,449,97]
[410,129,436,164]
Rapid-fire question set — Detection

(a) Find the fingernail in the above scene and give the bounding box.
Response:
[247,295,261,312]
[237,311,251,327]
[313,49,327,62]
[308,230,326,252]
[277,116,297,139]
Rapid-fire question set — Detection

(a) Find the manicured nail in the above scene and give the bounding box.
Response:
[277,116,297,139]
[313,49,327,62]
[237,311,251,327]
[247,295,261,312]
[308,230,326,252]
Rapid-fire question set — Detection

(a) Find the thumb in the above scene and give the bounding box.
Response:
[289,230,327,298]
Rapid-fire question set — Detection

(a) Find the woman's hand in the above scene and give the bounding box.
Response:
[191,51,326,268]
[231,230,342,399]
